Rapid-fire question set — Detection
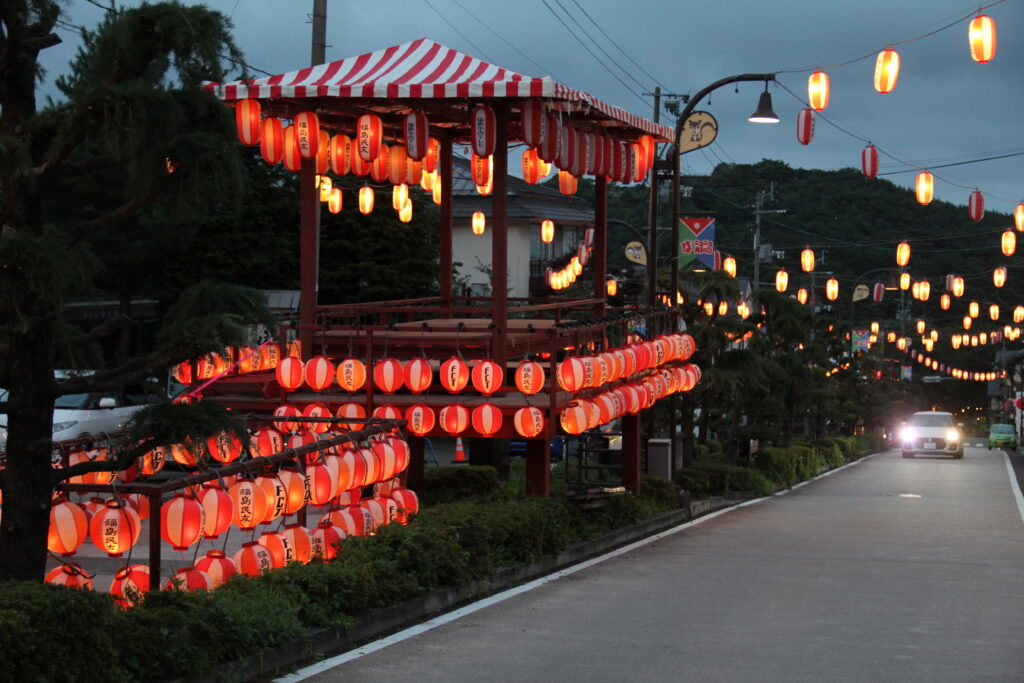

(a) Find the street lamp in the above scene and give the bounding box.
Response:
[668,74,778,306]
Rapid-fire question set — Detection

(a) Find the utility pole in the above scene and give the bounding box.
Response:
[645,87,661,309]
[311,0,328,64]
[751,182,785,292]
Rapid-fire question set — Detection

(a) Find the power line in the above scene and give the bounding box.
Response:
[449,0,553,77]
[423,0,495,62]
[569,0,669,90]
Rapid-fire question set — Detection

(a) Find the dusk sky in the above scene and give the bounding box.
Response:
[40,0,1023,214]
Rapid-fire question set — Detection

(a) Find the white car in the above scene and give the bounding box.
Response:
[0,376,163,452]
[900,411,963,459]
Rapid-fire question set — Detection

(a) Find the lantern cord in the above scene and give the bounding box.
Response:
[220,524,232,554]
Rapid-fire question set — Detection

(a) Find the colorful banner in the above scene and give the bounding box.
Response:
[851,329,870,352]
[900,366,913,381]
[679,217,716,269]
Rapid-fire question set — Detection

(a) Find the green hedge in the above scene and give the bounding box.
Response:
[1,478,680,681]
[418,465,500,505]
[676,461,776,498]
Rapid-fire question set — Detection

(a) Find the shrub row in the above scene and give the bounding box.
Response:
[678,433,884,497]
[0,472,678,682]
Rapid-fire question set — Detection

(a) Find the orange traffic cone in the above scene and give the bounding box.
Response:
[453,437,467,464]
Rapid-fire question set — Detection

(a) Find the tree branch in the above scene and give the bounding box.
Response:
[70,315,132,347]
[52,438,154,485]
[67,192,158,245]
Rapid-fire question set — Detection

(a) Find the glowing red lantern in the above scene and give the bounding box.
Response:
[874,47,900,93]
[775,269,789,293]
[233,541,272,577]
[110,564,150,608]
[515,361,545,395]
[539,112,561,162]
[513,406,545,438]
[1014,203,1024,231]
[873,283,885,303]
[916,171,933,205]
[896,241,911,267]
[303,356,334,391]
[471,403,503,436]
[254,474,286,523]
[89,499,140,557]
[470,152,490,187]
[522,147,541,184]
[796,108,814,145]
[282,125,301,172]
[373,358,404,394]
[807,71,829,111]
[335,358,367,392]
[235,99,261,145]
[557,357,587,392]
[404,110,429,160]
[860,144,878,179]
[356,113,383,161]
[311,520,346,561]
[969,14,996,63]
[560,402,589,435]
[336,402,366,432]
[277,468,308,515]
[160,493,204,551]
[521,99,548,149]
[825,278,839,301]
[45,563,93,590]
[403,358,433,394]
[556,126,576,171]
[471,359,503,396]
[372,404,402,428]
[558,170,578,195]
[310,461,341,505]
[471,105,496,157]
[276,356,304,391]
[260,117,284,165]
[196,485,231,539]
[440,356,470,393]
[439,404,470,435]
[405,403,435,436]
[48,499,89,556]
[204,431,241,464]
[251,428,283,458]
[164,567,214,592]
[994,267,1007,288]
[968,190,984,222]
[302,402,331,434]
[1002,230,1016,257]
[293,111,319,159]
[229,479,268,530]
[269,405,299,434]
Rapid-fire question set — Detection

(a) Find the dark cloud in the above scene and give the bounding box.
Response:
[40,0,1023,210]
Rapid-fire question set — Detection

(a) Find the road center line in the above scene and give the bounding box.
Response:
[276,453,877,681]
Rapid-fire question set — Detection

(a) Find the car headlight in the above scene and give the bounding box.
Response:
[901,427,917,442]
[946,429,960,442]
[52,420,79,433]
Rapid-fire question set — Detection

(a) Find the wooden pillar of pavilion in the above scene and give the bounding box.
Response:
[525,438,551,497]
[299,157,320,360]
[439,134,454,317]
[593,175,608,318]
[407,435,425,489]
[621,412,641,494]
[491,105,509,370]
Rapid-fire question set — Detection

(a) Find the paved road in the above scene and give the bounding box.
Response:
[292,447,1024,682]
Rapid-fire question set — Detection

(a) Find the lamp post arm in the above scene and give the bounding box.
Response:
[670,73,776,306]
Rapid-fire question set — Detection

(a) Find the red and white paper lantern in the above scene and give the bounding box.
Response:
[968,190,984,222]
[796,108,814,145]
[470,105,496,157]
[405,110,430,160]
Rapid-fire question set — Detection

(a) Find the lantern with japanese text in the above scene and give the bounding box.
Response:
[471,359,504,395]
[229,479,268,530]
[560,402,589,435]
[307,462,339,506]
[89,499,140,557]
[796,108,814,145]
[165,567,214,592]
[251,428,283,458]
[234,541,272,577]
[557,357,587,392]
[279,524,313,564]
[825,278,839,301]
[45,563,93,590]
[404,110,429,160]
[874,47,900,93]
[392,488,420,525]
[969,190,984,221]
[373,358,404,394]
[915,171,933,205]
[522,147,541,184]
[807,71,829,111]
[969,14,996,63]
[235,99,261,145]
[405,403,436,436]
[440,356,470,393]
[272,405,301,434]
[513,406,545,438]
[110,564,150,608]
[356,113,383,161]
[515,361,545,395]
[311,520,346,561]
[521,98,547,148]
[48,499,89,556]
[403,358,433,394]
[294,111,319,159]
[439,404,470,435]
[256,474,287,523]
[330,134,351,175]
[471,105,496,157]
[539,112,561,162]
[161,493,205,551]
[336,358,367,392]
[471,403,503,436]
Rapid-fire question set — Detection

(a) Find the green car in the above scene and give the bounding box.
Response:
[988,424,1017,450]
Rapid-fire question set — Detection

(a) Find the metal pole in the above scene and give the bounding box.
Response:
[646,86,661,308]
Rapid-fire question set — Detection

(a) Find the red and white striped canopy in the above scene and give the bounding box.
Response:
[203,38,672,141]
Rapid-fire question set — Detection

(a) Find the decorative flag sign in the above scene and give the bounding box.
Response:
[901,366,913,381]
[679,218,716,269]
[852,284,870,303]
[851,329,870,352]
[678,111,718,155]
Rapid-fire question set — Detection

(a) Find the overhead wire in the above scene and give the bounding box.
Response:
[423,0,495,62]
[449,0,554,77]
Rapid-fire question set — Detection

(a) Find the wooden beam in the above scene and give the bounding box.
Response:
[593,175,608,318]
[299,157,320,359]
[440,134,454,316]
[491,105,509,368]
[525,439,551,497]
[622,413,641,494]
